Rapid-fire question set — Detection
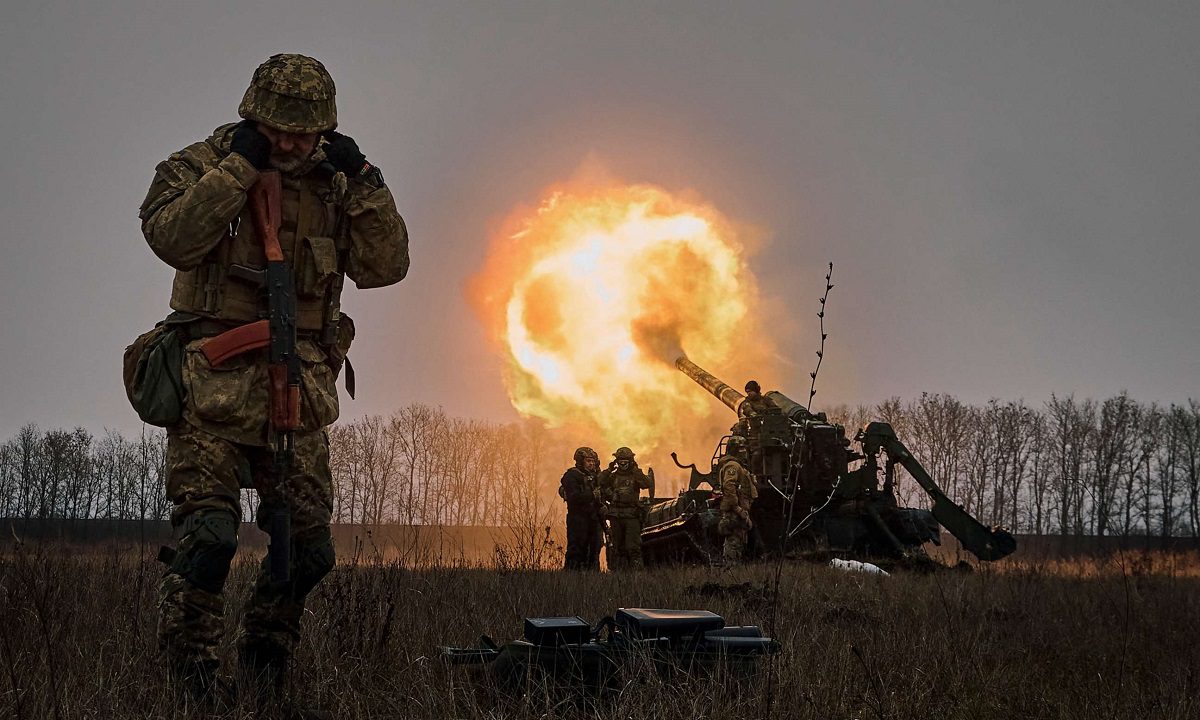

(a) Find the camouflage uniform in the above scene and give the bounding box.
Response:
[718,453,757,562]
[738,385,778,476]
[597,448,652,570]
[739,391,778,419]
[140,54,408,687]
[560,448,603,570]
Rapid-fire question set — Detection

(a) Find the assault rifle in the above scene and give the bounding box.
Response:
[251,170,299,584]
[200,170,297,583]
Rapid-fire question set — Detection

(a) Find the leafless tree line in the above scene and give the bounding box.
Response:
[827,393,1200,537]
[3,394,1197,538]
[326,405,569,527]
[0,425,170,523]
[0,407,570,531]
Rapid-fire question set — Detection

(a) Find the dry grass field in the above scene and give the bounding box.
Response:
[1,540,1198,720]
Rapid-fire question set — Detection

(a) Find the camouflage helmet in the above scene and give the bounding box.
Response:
[573,446,599,465]
[239,54,337,134]
[613,447,636,462]
[725,435,748,456]
[744,380,761,393]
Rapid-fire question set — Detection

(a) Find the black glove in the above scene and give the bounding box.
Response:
[321,130,368,176]
[230,121,272,170]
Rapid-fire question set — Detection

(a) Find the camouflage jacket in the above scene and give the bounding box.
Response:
[139,124,409,445]
[598,463,652,517]
[739,393,778,419]
[560,467,600,516]
[718,458,757,514]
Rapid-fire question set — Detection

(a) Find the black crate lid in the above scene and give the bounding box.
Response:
[523,616,590,644]
[615,608,725,638]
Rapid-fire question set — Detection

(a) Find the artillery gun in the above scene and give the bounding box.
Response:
[640,356,1016,566]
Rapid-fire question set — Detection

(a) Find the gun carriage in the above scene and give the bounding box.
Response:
[640,357,1016,566]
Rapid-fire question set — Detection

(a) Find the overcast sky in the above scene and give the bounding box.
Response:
[1,1,1197,440]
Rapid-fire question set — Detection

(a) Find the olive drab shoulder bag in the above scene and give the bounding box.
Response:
[122,317,186,427]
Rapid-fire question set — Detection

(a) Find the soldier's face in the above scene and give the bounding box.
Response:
[256,125,318,170]
[584,457,598,473]
[616,459,631,470]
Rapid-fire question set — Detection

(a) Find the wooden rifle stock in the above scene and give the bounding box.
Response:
[248,173,283,261]
[268,364,301,430]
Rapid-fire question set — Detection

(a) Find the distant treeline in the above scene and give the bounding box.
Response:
[2,394,1197,538]
[0,408,569,531]
[826,393,1200,537]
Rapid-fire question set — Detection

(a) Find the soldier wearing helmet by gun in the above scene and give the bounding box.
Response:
[718,435,758,564]
[597,447,654,570]
[739,380,777,418]
[737,380,777,476]
[559,447,603,570]
[138,54,409,703]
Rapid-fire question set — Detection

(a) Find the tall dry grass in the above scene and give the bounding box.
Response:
[0,539,1197,719]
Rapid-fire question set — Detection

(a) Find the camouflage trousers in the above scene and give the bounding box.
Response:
[719,511,749,562]
[606,515,642,570]
[564,511,603,571]
[158,423,334,669]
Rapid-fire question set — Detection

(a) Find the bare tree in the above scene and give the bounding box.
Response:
[1046,395,1095,535]
[1091,393,1137,536]
[1185,400,1200,536]
[1155,405,1187,540]
[904,394,974,510]
[1025,412,1052,534]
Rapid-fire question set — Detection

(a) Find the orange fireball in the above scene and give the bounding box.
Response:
[469,180,775,467]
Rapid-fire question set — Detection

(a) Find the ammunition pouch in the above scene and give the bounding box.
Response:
[122,313,190,427]
[296,340,341,429]
[168,510,239,594]
[297,236,339,300]
[183,339,269,427]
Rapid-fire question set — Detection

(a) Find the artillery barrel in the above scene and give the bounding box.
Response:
[764,391,817,423]
[674,356,744,414]
[675,355,817,423]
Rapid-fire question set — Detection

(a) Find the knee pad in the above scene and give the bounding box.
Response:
[170,510,239,594]
[292,527,335,597]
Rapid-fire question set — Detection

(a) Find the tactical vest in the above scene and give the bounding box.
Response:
[169,169,347,333]
[605,468,645,508]
[560,467,598,512]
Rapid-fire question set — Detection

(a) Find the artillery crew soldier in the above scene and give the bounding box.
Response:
[138,54,409,700]
[560,447,603,570]
[737,380,778,475]
[718,435,758,563]
[739,380,778,418]
[597,446,653,569]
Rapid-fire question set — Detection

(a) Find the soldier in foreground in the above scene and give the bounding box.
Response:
[597,446,653,569]
[560,447,603,570]
[139,54,409,701]
[718,435,758,563]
